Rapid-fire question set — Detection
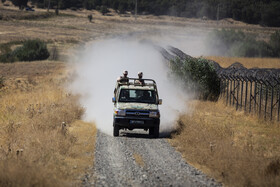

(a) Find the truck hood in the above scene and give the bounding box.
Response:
[117,102,158,110]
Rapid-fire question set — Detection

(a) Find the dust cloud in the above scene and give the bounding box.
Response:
[69,38,192,135]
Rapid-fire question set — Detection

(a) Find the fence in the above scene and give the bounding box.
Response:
[159,45,280,121]
[218,65,280,121]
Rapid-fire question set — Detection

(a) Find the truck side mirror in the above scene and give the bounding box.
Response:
[158,99,162,105]
[112,97,116,103]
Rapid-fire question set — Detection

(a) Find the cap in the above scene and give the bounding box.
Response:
[123,70,128,75]
[138,72,143,76]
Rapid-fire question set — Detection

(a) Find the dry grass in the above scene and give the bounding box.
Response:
[0,61,97,186]
[133,153,145,167]
[170,100,280,186]
[206,56,280,69]
[0,8,53,21]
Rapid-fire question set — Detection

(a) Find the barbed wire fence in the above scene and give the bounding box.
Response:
[159,45,280,121]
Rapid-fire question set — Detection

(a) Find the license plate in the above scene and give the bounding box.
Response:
[130,120,144,125]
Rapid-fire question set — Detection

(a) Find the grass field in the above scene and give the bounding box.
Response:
[206,56,280,69]
[0,3,280,186]
[170,100,280,186]
[168,57,280,186]
[0,61,96,186]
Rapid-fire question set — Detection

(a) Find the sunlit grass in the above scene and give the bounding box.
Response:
[0,61,96,186]
[206,56,280,69]
[170,100,280,186]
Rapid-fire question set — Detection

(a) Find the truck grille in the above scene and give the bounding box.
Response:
[126,110,149,118]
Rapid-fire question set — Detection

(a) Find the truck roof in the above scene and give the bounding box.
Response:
[115,78,159,96]
[119,85,155,90]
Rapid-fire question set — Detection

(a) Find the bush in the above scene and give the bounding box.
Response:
[170,57,220,101]
[261,1,280,27]
[100,5,108,15]
[87,14,93,22]
[0,40,49,63]
[0,52,16,63]
[270,31,280,57]
[207,29,278,57]
[13,39,49,61]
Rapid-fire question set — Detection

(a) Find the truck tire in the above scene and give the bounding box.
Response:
[153,125,159,138]
[149,127,154,136]
[113,125,119,137]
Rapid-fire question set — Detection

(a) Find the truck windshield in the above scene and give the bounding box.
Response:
[118,89,157,104]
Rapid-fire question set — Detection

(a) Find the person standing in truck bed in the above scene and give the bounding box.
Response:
[114,70,129,97]
[117,70,129,83]
[135,71,145,85]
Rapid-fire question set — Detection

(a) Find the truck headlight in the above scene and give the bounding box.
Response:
[115,109,126,116]
[149,111,160,118]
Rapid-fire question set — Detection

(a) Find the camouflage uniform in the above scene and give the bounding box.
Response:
[117,76,129,83]
[114,71,129,97]
[135,71,144,85]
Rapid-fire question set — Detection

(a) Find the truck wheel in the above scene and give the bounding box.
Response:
[113,125,119,137]
[153,125,159,138]
[149,127,154,136]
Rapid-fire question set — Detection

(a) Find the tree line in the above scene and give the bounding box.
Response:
[9,0,280,27]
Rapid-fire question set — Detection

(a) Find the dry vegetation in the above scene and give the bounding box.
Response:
[133,153,145,168]
[170,56,280,186]
[1,4,280,186]
[0,61,96,186]
[170,100,280,186]
[206,56,280,69]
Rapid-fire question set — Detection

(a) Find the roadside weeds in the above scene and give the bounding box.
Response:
[170,100,280,186]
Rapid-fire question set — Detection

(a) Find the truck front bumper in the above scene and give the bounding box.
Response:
[114,116,160,130]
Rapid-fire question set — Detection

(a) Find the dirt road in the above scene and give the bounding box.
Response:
[83,130,221,187]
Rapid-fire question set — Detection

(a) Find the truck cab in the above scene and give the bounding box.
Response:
[112,78,162,138]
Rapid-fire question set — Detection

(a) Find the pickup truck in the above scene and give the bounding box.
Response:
[112,78,162,138]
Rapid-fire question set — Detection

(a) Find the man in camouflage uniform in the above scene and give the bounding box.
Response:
[135,71,145,85]
[114,71,129,97]
[117,70,129,83]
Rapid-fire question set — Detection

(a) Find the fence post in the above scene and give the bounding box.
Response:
[226,79,229,105]
[249,81,253,113]
[277,88,280,121]
[245,80,248,112]
[230,79,232,106]
[254,81,257,113]
[271,86,274,121]
[265,83,268,120]
[233,79,236,105]
[240,80,244,110]
[236,80,239,110]
[259,82,262,118]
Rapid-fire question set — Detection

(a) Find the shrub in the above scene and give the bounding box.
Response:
[87,14,93,22]
[170,57,220,101]
[100,5,108,15]
[261,1,280,27]
[12,39,49,61]
[0,52,16,63]
[270,31,280,57]
[207,29,277,57]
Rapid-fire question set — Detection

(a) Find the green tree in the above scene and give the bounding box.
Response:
[261,1,280,27]
[11,0,28,9]
[170,57,220,101]
[270,31,280,57]
[13,39,50,61]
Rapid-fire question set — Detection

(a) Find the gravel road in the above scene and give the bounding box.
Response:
[83,130,221,187]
